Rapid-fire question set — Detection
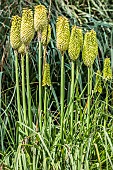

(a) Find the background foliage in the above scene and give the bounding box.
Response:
[0,0,113,169]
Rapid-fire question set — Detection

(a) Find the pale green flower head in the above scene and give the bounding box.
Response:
[34,5,48,32]
[42,63,51,86]
[103,58,112,81]
[94,70,102,93]
[56,16,70,52]
[41,24,51,46]
[21,8,34,45]
[82,29,98,67]
[68,26,83,61]
[10,15,21,50]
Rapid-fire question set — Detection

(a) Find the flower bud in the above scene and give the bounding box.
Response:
[94,70,102,93]
[68,26,83,61]
[103,58,112,81]
[82,30,98,67]
[41,24,51,46]
[21,8,34,45]
[10,15,21,50]
[42,63,51,86]
[56,16,70,52]
[34,5,48,32]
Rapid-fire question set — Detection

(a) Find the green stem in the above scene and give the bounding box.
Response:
[0,72,2,149]
[104,83,108,170]
[75,62,79,132]
[15,50,21,142]
[0,72,2,115]
[44,86,47,127]
[90,65,92,96]
[104,82,108,170]
[38,32,42,131]
[21,54,27,133]
[104,82,108,127]
[106,83,108,114]
[60,54,64,143]
[26,48,32,130]
[87,67,91,131]
[70,60,75,137]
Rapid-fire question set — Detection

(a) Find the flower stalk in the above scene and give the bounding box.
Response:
[38,32,42,131]
[68,26,83,137]
[34,5,48,131]
[82,30,98,131]
[56,16,70,143]
[26,48,32,129]
[14,50,21,142]
[70,60,74,137]
[21,8,34,130]
[21,53,27,133]
[103,58,112,126]
[87,66,91,130]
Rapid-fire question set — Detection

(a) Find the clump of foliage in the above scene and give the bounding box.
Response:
[0,1,113,170]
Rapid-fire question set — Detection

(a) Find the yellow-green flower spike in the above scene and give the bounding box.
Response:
[103,58,112,81]
[42,63,51,86]
[94,70,102,93]
[41,24,51,46]
[56,16,70,52]
[82,29,98,67]
[21,8,34,45]
[34,5,48,32]
[68,26,83,61]
[18,44,25,54]
[10,15,21,50]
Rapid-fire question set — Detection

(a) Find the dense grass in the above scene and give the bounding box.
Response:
[0,0,113,169]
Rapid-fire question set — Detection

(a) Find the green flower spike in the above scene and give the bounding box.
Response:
[82,29,98,67]
[103,58,112,81]
[10,15,21,50]
[56,16,70,52]
[94,70,102,93]
[21,8,34,45]
[68,26,83,61]
[34,5,48,32]
[41,24,51,46]
[42,63,51,86]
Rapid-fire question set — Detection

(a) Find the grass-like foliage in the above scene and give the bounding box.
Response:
[0,0,113,170]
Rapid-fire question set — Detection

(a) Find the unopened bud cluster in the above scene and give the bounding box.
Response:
[68,26,83,61]
[56,16,70,52]
[10,5,49,50]
[41,24,51,46]
[10,4,101,89]
[103,58,112,81]
[42,63,51,86]
[34,5,48,32]
[82,30,98,67]
[94,70,102,93]
[10,16,22,50]
[21,8,34,45]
